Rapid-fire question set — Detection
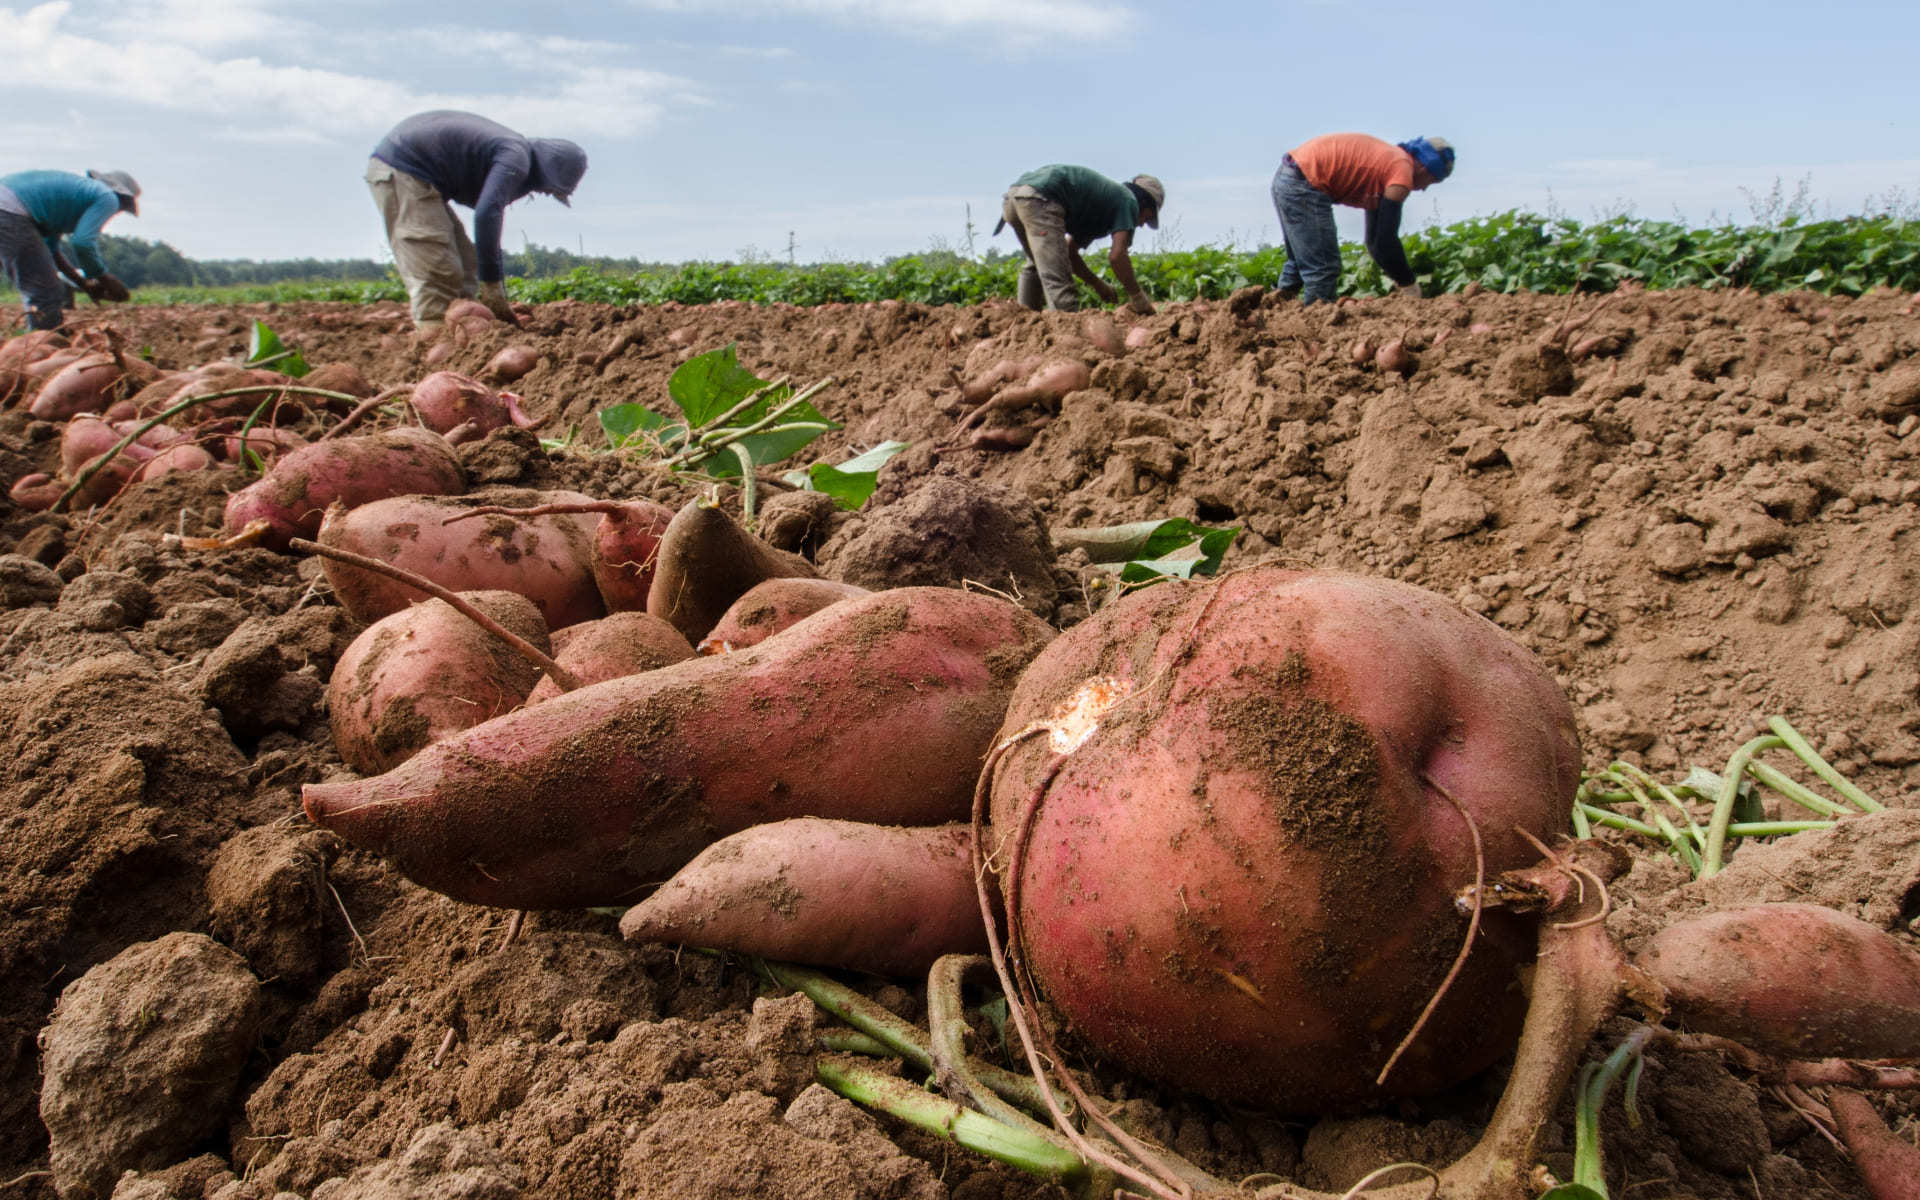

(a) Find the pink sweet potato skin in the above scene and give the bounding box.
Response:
[986,566,1580,1110]
[327,590,551,774]
[526,610,695,703]
[1827,1090,1920,1200]
[317,489,606,630]
[619,819,986,976]
[698,577,871,653]
[588,499,676,612]
[28,354,160,420]
[303,586,1056,908]
[1637,903,1920,1061]
[221,426,466,551]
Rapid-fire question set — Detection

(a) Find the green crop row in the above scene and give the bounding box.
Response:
[115,210,1919,309]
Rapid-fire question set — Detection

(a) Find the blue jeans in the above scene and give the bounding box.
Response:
[1271,159,1340,304]
[0,208,68,330]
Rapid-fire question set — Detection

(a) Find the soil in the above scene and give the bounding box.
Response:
[3,285,1919,1199]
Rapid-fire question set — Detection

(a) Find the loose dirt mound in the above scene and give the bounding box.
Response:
[2,287,1916,1198]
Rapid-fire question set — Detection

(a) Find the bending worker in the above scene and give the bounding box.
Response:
[1000,165,1163,315]
[367,110,588,334]
[0,169,138,331]
[1270,134,1453,303]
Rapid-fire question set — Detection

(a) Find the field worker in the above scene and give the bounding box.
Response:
[1270,134,1454,304]
[367,111,588,334]
[998,165,1163,315]
[0,168,138,331]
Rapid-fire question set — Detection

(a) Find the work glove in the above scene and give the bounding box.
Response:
[1126,290,1156,316]
[1393,281,1423,299]
[479,280,522,327]
[83,275,132,303]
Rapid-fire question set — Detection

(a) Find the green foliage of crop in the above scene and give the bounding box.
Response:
[98,211,1920,309]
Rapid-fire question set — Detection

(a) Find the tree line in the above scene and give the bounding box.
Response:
[91,235,656,289]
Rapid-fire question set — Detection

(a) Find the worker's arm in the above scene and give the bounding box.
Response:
[1364,188,1419,294]
[1107,229,1154,314]
[1066,240,1120,303]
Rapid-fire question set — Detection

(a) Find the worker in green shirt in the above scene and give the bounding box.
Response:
[0,169,139,330]
[998,165,1162,315]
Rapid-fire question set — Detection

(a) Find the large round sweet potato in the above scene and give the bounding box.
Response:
[985,566,1580,1110]
[317,489,606,630]
[525,611,694,703]
[303,586,1056,908]
[327,590,551,774]
[222,426,466,551]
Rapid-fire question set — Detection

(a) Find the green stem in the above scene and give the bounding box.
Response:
[731,442,758,524]
[1568,1027,1653,1194]
[1576,803,1660,839]
[816,1060,1089,1188]
[1743,760,1851,818]
[234,395,274,476]
[1702,735,1784,876]
[818,1029,894,1057]
[1768,716,1880,813]
[1726,819,1835,836]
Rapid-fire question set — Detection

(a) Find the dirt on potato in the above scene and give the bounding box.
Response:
[2,284,1918,1199]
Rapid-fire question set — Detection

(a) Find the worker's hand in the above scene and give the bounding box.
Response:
[1393,281,1423,299]
[1126,290,1156,316]
[479,280,523,327]
[83,275,131,303]
[1091,279,1119,305]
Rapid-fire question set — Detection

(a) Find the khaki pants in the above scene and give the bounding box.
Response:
[366,158,478,324]
[1001,185,1079,312]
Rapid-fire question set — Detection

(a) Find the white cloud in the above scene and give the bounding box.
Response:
[0,2,699,140]
[629,0,1138,46]
[94,0,301,50]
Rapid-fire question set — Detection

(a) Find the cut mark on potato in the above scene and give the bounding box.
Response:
[1040,676,1130,755]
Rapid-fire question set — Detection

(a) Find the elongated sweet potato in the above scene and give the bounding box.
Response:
[318,489,605,630]
[28,353,161,420]
[1827,1090,1920,1200]
[302,586,1056,908]
[526,610,695,703]
[697,577,871,654]
[1637,903,1920,1061]
[985,565,1580,1109]
[222,426,466,551]
[647,500,818,643]
[620,819,986,976]
[327,589,551,774]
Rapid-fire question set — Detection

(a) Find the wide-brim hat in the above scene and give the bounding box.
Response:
[88,169,141,215]
[1130,174,1165,228]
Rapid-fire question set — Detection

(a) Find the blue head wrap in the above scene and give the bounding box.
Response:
[1398,137,1454,183]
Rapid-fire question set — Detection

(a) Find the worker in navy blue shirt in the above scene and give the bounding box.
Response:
[0,169,139,331]
[367,111,587,334]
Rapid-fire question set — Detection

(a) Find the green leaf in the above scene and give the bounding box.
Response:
[244,320,309,377]
[669,343,774,427]
[599,402,685,450]
[785,440,910,510]
[1056,518,1239,564]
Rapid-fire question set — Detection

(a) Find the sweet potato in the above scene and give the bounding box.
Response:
[483,346,539,384]
[27,353,161,420]
[317,489,605,630]
[984,565,1580,1109]
[1827,1090,1920,1200]
[302,586,1057,908]
[223,425,308,465]
[647,500,819,643]
[620,820,986,976]
[0,329,67,372]
[1636,904,1920,1061]
[697,577,871,654]
[1081,313,1123,356]
[221,426,466,551]
[327,589,551,774]
[409,371,536,437]
[526,611,695,703]
[59,415,181,476]
[1376,337,1417,377]
[960,355,1043,406]
[1123,325,1156,351]
[133,442,217,482]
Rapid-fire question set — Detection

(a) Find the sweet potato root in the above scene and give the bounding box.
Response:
[526,611,695,703]
[1636,903,1920,1061]
[647,500,819,643]
[620,820,986,976]
[327,590,551,774]
[302,586,1056,908]
[697,577,871,654]
[1827,1090,1920,1200]
[221,426,466,551]
[317,490,605,630]
[985,565,1580,1109]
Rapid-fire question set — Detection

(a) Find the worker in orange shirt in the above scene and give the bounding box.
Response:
[1270,134,1453,303]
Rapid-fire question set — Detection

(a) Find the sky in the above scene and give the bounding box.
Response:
[2,0,1917,268]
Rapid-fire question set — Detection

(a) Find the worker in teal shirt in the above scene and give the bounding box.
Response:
[0,169,139,330]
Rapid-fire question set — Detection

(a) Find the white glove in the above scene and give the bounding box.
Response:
[1393,282,1423,299]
